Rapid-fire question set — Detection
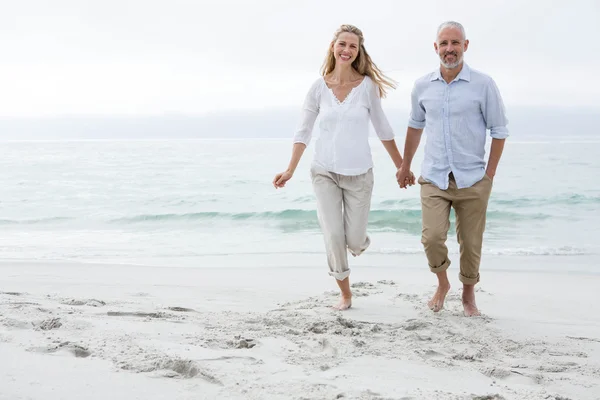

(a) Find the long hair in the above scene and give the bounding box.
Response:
[320,24,396,98]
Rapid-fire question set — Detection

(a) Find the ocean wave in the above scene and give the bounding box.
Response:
[0,208,553,227]
[109,208,552,227]
[0,217,73,225]
[379,194,600,209]
[490,194,600,207]
[378,246,589,256]
[118,246,590,258]
[484,246,589,256]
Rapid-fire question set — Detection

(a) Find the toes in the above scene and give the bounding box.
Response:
[463,305,481,317]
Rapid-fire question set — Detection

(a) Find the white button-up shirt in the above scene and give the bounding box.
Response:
[408,63,509,189]
[293,76,395,176]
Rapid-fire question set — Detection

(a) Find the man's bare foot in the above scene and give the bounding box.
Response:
[427,283,450,312]
[333,296,352,311]
[462,284,481,317]
[462,301,480,317]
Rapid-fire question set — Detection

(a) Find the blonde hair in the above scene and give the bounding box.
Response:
[320,24,396,98]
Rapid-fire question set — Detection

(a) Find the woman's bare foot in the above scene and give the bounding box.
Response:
[427,283,450,312]
[462,284,481,317]
[334,277,352,311]
[333,296,352,310]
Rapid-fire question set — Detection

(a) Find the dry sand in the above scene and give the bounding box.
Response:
[1,256,599,399]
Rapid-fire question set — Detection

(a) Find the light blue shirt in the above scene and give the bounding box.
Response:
[408,63,509,190]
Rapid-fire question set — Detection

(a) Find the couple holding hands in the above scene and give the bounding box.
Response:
[273,21,509,317]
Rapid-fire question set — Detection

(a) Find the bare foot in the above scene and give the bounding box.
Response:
[333,296,352,311]
[462,301,481,317]
[462,285,481,317]
[333,277,352,310]
[427,284,450,312]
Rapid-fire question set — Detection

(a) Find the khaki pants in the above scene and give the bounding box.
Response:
[419,173,493,285]
[311,165,374,280]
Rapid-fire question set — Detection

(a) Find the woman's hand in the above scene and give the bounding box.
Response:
[273,170,294,188]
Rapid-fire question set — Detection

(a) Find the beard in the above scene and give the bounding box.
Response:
[440,52,462,69]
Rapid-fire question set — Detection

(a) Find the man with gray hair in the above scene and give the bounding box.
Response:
[396,21,509,316]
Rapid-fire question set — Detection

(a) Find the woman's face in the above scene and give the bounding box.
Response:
[332,32,360,65]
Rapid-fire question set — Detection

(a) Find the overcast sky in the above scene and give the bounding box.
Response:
[1,0,598,117]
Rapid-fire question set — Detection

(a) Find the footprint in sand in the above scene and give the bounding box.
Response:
[6,302,40,308]
[402,319,431,331]
[167,307,195,312]
[30,341,91,358]
[35,317,62,331]
[118,354,221,383]
[481,366,512,379]
[397,293,420,301]
[308,322,328,334]
[228,336,257,349]
[350,282,376,289]
[336,316,360,329]
[318,338,338,357]
[107,311,172,319]
[62,299,106,307]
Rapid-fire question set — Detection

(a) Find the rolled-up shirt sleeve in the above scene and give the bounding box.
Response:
[407,82,426,129]
[367,78,394,141]
[292,80,321,146]
[483,78,509,139]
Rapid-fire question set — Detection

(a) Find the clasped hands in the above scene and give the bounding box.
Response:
[396,165,416,189]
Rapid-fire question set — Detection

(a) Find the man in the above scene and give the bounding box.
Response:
[396,21,509,317]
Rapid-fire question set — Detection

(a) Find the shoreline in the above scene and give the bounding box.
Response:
[1,252,598,273]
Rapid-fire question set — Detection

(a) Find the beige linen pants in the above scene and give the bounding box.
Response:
[419,173,493,285]
[310,165,374,280]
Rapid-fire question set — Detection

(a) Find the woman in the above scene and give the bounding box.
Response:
[273,24,414,311]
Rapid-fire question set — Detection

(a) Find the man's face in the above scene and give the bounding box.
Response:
[434,27,469,69]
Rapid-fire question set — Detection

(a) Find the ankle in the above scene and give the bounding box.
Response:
[435,271,450,289]
[462,285,475,296]
[462,291,476,303]
[438,281,451,289]
[341,292,352,300]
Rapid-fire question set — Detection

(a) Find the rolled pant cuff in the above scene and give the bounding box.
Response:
[459,272,480,285]
[348,236,371,257]
[329,269,351,281]
[429,259,451,274]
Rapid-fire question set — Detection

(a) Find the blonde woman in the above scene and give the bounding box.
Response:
[273,24,414,311]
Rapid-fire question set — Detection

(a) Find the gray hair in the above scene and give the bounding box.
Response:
[436,21,466,41]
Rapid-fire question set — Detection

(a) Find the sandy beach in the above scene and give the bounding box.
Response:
[1,255,599,400]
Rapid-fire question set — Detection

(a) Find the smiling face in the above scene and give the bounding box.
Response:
[434,26,469,69]
[332,32,360,66]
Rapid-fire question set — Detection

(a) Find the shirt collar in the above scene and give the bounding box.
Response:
[430,62,471,82]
